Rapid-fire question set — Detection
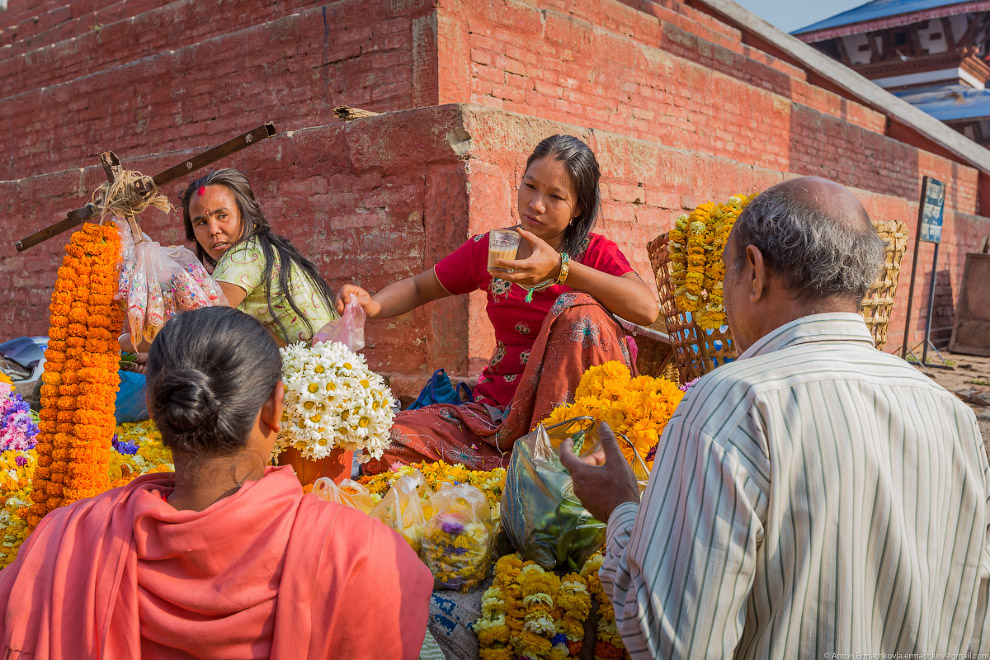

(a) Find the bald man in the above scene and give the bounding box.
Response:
[561,178,990,659]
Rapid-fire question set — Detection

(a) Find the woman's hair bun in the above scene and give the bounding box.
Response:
[153,368,220,432]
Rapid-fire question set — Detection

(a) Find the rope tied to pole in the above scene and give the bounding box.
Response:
[90,170,173,243]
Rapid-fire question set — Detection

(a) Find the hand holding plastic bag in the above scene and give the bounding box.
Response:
[310,477,376,514]
[313,298,366,351]
[500,417,648,571]
[369,470,433,552]
[421,483,494,591]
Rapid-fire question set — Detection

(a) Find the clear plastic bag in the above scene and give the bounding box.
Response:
[117,221,227,343]
[421,483,494,591]
[500,417,649,571]
[369,470,433,552]
[310,477,376,514]
[313,298,365,351]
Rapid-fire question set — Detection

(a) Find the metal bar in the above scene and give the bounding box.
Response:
[922,240,940,365]
[14,122,277,252]
[901,177,929,359]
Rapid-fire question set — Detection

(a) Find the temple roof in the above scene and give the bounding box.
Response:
[793,0,980,36]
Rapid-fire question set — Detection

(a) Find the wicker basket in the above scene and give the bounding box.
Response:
[647,219,909,381]
[861,219,909,350]
[647,233,736,384]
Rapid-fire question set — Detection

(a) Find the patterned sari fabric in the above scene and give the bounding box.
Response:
[363,293,634,473]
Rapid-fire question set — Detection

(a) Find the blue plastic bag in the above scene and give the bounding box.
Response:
[407,369,472,410]
[115,370,149,423]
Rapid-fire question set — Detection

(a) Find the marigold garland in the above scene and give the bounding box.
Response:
[473,554,592,660]
[668,194,751,330]
[542,362,683,471]
[28,223,124,530]
[580,553,631,660]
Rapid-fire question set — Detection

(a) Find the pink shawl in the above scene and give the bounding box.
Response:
[0,466,432,659]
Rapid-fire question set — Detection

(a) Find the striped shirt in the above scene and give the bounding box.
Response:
[600,313,990,659]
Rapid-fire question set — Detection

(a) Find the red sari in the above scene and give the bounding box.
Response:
[364,232,637,473]
[0,467,432,659]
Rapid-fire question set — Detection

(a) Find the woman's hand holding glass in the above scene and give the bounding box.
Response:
[336,284,381,318]
[490,228,562,286]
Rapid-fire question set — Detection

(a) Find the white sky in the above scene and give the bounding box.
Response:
[734,0,870,33]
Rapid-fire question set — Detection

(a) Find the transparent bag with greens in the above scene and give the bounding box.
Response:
[500,417,649,571]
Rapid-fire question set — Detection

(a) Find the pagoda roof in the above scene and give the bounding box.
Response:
[793,0,990,41]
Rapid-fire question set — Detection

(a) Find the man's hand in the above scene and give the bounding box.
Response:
[559,421,641,523]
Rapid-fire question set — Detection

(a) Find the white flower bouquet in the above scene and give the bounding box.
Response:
[277,340,396,462]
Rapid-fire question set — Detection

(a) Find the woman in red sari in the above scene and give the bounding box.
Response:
[0,307,432,659]
[340,135,659,473]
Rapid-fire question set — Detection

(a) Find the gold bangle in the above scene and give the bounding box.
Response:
[555,252,570,285]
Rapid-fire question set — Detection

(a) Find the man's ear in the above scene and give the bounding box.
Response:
[261,381,284,434]
[747,244,769,303]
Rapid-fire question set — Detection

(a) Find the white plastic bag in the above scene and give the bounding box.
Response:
[313,298,366,351]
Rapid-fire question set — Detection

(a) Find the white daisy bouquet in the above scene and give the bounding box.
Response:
[277,340,396,462]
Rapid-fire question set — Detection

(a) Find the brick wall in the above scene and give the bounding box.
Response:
[0,0,440,179]
[3,0,990,391]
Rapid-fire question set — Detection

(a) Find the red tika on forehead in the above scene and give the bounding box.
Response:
[197,186,207,197]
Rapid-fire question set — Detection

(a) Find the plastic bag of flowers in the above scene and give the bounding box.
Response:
[311,477,376,514]
[420,483,494,592]
[369,470,433,552]
[501,417,649,571]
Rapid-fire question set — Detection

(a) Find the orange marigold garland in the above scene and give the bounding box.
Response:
[28,223,123,529]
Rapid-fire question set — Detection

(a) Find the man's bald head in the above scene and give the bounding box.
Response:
[730,177,885,302]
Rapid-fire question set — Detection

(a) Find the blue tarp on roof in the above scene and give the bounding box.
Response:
[898,84,990,120]
[793,0,969,35]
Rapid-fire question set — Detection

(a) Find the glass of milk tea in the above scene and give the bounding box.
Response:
[488,229,521,273]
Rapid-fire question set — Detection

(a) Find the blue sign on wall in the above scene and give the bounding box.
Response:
[919,176,945,244]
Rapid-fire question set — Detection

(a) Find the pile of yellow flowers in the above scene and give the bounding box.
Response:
[31,223,124,529]
[473,553,594,660]
[581,553,630,660]
[542,362,683,471]
[0,420,172,569]
[360,460,506,521]
[668,194,751,330]
[0,448,35,569]
[108,420,174,488]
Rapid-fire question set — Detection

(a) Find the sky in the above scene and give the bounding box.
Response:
[734,0,869,33]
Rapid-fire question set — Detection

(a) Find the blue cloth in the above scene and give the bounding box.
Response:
[115,370,149,423]
[407,369,472,410]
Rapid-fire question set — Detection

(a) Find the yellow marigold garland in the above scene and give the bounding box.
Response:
[580,553,631,660]
[542,362,683,471]
[668,195,751,330]
[0,449,35,568]
[474,553,592,660]
[29,223,123,530]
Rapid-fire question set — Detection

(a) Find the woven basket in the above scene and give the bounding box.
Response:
[861,219,909,350]
[647,218,909,381]
[647,233,736,384]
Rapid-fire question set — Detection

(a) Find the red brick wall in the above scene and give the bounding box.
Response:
[3,0,990,388]
[0,0,440,179]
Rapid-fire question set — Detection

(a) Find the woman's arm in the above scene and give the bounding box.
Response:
[337,269,451,319]
[496,229,660,325]
[218,282,247,308]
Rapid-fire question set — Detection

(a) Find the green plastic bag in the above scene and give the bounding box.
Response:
[500,417,649,571]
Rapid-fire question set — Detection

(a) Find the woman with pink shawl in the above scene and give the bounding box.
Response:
[0,306,433,659]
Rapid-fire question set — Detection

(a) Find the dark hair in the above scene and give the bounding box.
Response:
[181,169,335,341]
[146,306,282,456]
[524,135,601,257]
[732,187,885,302]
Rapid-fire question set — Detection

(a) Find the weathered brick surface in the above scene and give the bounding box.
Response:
[2,0,990,394]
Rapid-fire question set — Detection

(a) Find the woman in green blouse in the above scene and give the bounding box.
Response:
[180,169,338,346]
